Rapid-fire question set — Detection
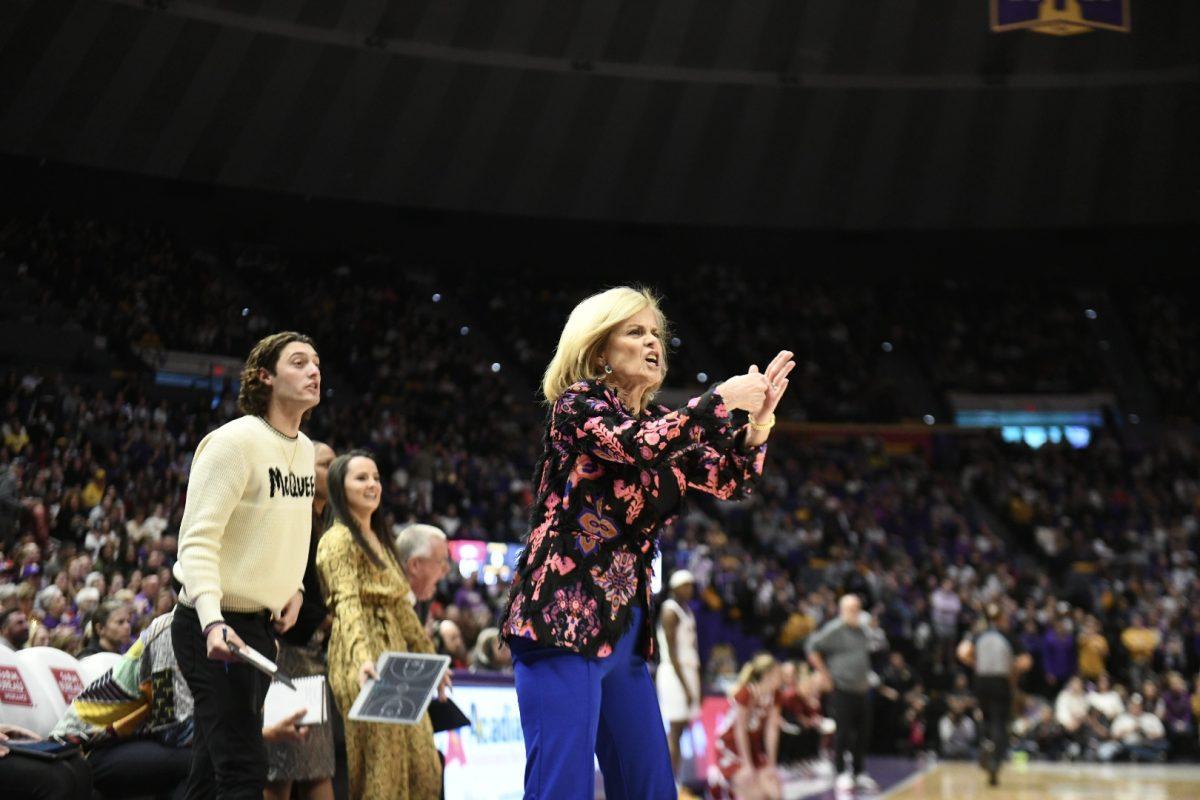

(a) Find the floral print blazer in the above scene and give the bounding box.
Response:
[501,379,767,659]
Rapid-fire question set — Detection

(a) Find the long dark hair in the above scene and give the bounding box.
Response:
[325,449,396,569]
[86,599,126,647]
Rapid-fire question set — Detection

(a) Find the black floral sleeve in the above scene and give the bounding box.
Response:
[676,434,767,500]
[551,380,732,468]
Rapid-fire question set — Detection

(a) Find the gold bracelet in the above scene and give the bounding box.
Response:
[748,413,776,432]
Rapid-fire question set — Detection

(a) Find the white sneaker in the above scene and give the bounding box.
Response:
[835,772,855,793]
[856,773,880,792]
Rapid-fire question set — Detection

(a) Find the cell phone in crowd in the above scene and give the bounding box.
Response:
[4,739,81,761]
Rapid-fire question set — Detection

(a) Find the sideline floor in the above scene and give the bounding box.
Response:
[880,760,1200,800]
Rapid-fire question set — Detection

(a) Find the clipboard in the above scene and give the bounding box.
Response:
[227,640,296,690]
[348,652,450,725]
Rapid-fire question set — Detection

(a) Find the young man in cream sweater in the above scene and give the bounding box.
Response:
[172,331,321,799]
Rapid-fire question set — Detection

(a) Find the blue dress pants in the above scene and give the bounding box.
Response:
[512,606,676,800]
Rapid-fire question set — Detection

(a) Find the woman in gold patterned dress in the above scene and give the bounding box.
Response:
[316,450,443,799]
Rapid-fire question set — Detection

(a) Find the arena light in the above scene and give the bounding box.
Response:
[1001,425,1092,449]
[1023,427,1048,448]
[1064,426,1091,447]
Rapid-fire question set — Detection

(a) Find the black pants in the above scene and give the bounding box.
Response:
[831,689,871,776]
[0,751,92,799]
[89,739,192,799]
[976,676,1012,769]
[172,604,274,800]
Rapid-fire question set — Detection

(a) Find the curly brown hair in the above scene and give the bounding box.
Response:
[237,331,317,417]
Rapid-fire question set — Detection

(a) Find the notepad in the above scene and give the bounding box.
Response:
[263,675,327,728]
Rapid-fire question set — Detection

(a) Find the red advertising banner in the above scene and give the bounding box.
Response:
[51,667,85,704]
[0,665,33,707]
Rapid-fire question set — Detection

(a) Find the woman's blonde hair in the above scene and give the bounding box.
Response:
[733,652,778,695]
[541,286,670,405]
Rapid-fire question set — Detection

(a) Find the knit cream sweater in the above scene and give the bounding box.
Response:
[174,415,315,629]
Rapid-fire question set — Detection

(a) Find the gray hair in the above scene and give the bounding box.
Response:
[36,585,63,611]
[395,523,447,569]
[75,587,101,613]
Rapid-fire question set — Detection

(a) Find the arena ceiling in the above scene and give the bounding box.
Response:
[0,0,1196,229]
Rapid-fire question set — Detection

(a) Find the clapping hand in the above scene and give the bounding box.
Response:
[748,350,794,425]
[715,371,769,413]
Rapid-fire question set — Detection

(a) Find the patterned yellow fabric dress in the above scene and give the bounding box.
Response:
[316,522,442,799]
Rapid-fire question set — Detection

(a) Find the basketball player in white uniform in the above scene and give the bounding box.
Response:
[658,570,702,784]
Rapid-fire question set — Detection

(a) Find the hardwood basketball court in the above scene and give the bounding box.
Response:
[882,761,1200,800]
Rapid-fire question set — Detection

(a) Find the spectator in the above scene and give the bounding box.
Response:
[141,504,169,543]
[1042,617,1076,693]
[78,599,131,658]
[0,608,29,649]
[1121,615,1160,689]
[0,460,24,547]
[1012,696,1064,759]
[930,579,961,671]
[0,722,92,800]
[707,644,740,694]
[1055,677,1090,737]
[73,587,100,620]
[132,574,160,623]
[877,652,917,754]
[35,586,72,632]
[81,470,105,510]
[1110,695,1168,763]
[1087,674,1124,721]
[26,621,52,648]
[434,619,468,670]
[938,700,978,759]
[468,627,512,673]
[1161,672,1195,759]
[1192,676,1200,731]
[395,523,450,605]
[1,418,29,454]
[0,585,18,613]
[1076,617,1110,682]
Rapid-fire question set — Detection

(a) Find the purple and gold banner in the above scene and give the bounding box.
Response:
[991,0,1131,35]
